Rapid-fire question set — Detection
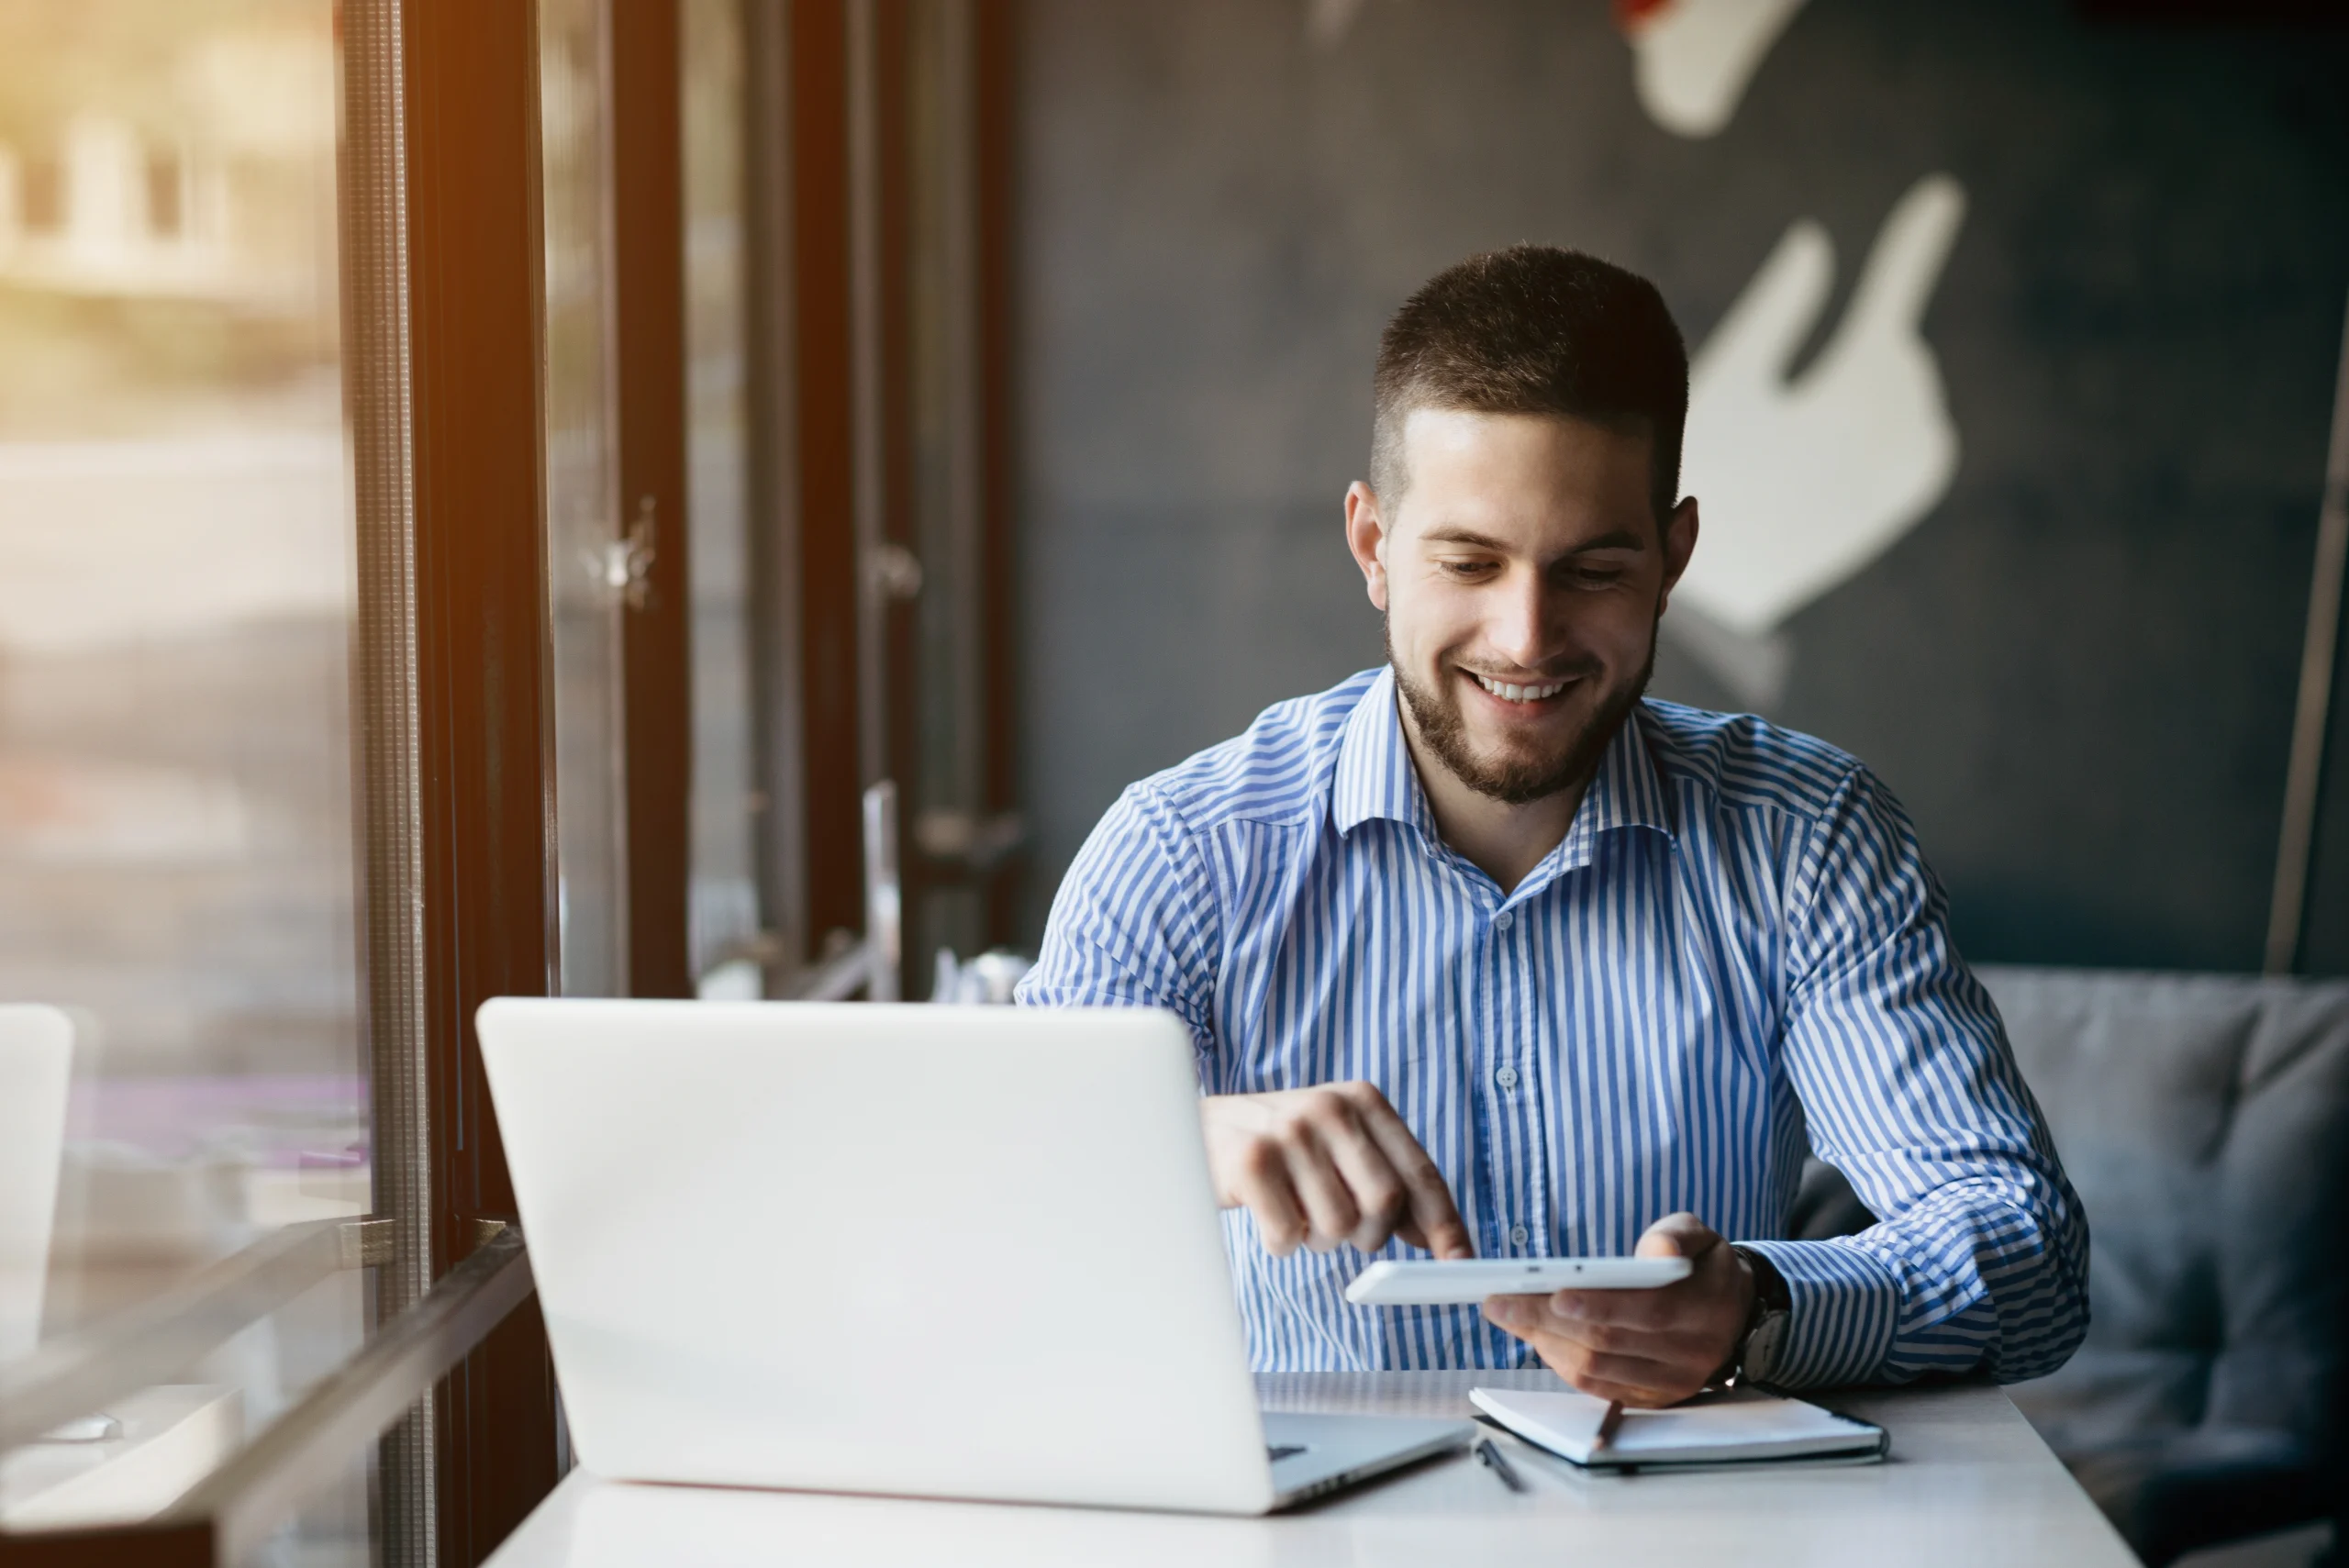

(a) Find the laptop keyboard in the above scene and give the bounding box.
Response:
[1266,1444,1308,1462]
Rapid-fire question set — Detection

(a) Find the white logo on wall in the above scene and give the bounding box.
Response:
[1312,0,1968,711]
[1671,175,1965,707]
[1620,0,1810,139]
[1625,0,1965,708]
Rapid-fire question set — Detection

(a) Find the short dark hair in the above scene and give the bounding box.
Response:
[1371,245,1689,521]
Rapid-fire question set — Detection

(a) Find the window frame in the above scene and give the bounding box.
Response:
[1,4,1022,1562]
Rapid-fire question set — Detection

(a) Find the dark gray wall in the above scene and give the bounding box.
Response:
[1015,0,2349,973]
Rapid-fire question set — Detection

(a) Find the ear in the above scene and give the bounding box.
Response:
[1344,481,1390,613]
[1654,495,1699,617]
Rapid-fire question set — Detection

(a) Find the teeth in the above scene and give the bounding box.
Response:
[1475,673,1563,703]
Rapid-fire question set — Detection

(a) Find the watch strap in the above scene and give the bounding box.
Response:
[1728,1244,1794,1386]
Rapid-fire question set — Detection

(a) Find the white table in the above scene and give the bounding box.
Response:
[485,1372,2140,1567]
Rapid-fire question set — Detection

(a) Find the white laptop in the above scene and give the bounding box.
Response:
[476,999,1472,1514]
[0,1005,74,1365]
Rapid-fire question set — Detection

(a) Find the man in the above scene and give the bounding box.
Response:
[1018,247,2087,1406]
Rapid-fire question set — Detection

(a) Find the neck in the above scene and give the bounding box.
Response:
[1395,695,1588,895]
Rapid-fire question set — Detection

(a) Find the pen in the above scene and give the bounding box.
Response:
[1591,1399,1626,1453]
[1474,1436,1526,1492]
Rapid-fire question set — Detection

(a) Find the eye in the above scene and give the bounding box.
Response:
[1438,559,1498,580]
[1556,560,1632,589]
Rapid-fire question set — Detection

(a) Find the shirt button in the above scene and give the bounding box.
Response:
[1493,910,1514,931]
[1509,1225,1531,1248]
[1495,1065,1519,1090]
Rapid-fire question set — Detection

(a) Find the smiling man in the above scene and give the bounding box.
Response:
[1018,247,2087,1404]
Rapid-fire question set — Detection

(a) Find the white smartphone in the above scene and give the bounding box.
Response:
[1344,1256,1693,1307]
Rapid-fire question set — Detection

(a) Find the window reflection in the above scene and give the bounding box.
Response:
[684,0,764,998]
[0,3,365,1558]
[540,0,629,1000]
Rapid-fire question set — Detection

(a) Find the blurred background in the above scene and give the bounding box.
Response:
[0,0,360,1349]
[0,2,2344,1564]
[1013,0,2349,974]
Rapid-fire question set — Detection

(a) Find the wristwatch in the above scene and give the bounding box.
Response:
[1727,1245,1793,1387]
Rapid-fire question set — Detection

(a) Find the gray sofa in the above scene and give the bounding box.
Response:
[1791,965,2349,1566]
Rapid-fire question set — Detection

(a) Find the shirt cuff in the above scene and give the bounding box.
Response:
[1733,1238,1901,1388]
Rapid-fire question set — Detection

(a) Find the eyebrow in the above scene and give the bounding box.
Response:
[1419,526,1649,554]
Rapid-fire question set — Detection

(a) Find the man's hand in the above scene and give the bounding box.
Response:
[1481,1213,1754,1407]
[1200,1084,1473,1259]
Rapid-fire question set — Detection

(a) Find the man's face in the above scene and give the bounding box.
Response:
[1345,409,1699,805]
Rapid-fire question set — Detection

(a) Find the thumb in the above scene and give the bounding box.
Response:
[1635,1212,1721,1260]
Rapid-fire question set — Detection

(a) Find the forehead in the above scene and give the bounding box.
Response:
[1394,408,1653,549]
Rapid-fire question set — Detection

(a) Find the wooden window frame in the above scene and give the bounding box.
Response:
[6,5,1021,1562]
[401,3,565,1561]
[755,0,1022,987]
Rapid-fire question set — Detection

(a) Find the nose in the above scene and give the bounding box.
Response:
[1488,566,1551,672]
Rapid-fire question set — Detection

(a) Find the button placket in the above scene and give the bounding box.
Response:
[1455,880,1508,1262]
[1501,894,1551,1260]
[1482,900,1509,1258]
[1481,898,1528,1265]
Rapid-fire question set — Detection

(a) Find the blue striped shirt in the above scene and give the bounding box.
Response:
[1019,666,2087,1386]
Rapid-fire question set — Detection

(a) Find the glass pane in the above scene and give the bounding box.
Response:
[904,0,997,990]
[682,0,764,1000]
[0,2,369,1557]
[539,0,627,999]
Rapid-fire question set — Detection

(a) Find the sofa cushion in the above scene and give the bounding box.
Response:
[2061,1424,2328,1568]
[1981,967,2349,1562]
[1786,966,2349,1562]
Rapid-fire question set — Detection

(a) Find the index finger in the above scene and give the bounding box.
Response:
[1842,173,1965,341]
[1352,1092,1472,1259]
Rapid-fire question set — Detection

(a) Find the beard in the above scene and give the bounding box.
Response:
[1386,618,1656,807]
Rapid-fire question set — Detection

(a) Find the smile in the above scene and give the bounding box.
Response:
[1469,672,1568,704]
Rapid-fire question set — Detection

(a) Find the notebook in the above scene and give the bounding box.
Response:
[1469,1385,1888,1471]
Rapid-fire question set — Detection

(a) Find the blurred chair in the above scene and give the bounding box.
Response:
[930,948,1034,1005]
[0,1006,74,1367]
[1791,965,2349,1565]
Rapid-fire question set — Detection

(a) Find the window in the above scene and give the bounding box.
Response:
[540,0,629,1000]
[2,6,1020,1560]
[0,2,366,1558]
[684,0,765,999]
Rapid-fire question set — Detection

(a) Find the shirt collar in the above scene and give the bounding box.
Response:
[1331,665,1427,835]
[1330,665,1676,857]
[1554,702,1677,869]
